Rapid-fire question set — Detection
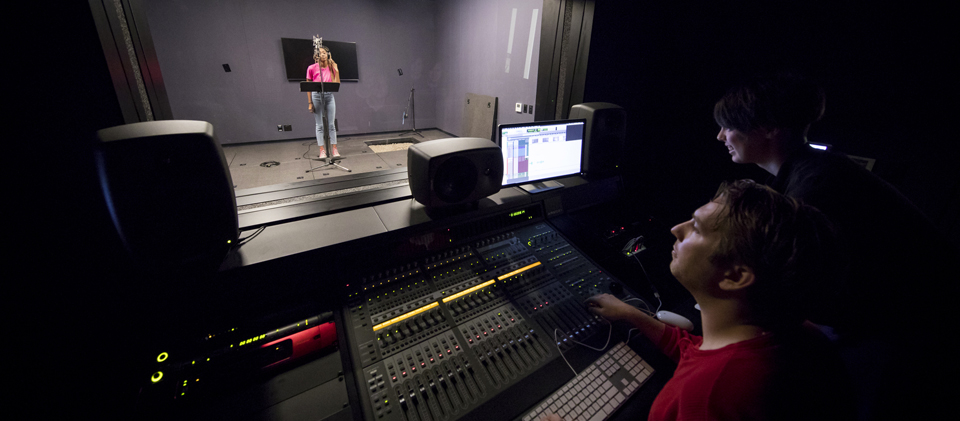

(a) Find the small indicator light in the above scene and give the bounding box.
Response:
[157,352,169,362]
[151,371,163,383]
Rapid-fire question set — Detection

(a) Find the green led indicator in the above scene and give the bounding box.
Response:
[157,352,169,362]
[151,371,163,383]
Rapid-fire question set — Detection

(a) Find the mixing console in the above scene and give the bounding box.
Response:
[341,221,647,421]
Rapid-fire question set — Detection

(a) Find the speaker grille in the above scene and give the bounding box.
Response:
[435,156,479,203]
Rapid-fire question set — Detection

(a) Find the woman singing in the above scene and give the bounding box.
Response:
[306,36,340,158]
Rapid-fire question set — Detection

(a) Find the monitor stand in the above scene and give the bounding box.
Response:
[519,180,563,194]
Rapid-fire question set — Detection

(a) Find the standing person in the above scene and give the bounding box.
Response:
[544,180,854,421]
[713,73,956,419]
[307,36,340,158]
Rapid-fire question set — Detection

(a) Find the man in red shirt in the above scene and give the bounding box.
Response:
[580,180,854,420]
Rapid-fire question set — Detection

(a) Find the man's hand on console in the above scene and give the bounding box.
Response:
[585,293,639,322]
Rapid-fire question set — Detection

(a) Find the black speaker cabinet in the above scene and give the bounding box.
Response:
[407,137,503,208]
[95,120,238,273]
[569,102,627,177]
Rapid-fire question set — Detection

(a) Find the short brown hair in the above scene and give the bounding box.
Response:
[709,180,844,329]
[714,73,826,137]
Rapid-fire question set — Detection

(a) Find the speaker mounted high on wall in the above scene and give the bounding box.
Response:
[407,137,503,212]
[569,102,627,178]
[95,120,238,275]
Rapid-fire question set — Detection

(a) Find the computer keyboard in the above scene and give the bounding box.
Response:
[519,342,654,421]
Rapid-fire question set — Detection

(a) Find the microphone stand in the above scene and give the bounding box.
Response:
[303,78,350,174]
[400,87,423,138]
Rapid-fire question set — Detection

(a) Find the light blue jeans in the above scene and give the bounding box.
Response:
[312,91,337,146]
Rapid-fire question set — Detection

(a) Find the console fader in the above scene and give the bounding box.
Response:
[341,222,645,420]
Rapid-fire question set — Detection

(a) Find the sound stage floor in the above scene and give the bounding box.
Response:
[222,129,452,191]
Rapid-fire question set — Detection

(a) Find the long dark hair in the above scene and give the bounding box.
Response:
[313,45,337,77]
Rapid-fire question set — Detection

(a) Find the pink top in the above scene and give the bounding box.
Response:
[306,63,334,82]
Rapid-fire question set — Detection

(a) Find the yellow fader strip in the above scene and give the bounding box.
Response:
[496,261,542,281]
[372,302,439,332]
[442,279,497,303]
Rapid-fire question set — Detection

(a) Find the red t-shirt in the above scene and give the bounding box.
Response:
[648,325,852,421]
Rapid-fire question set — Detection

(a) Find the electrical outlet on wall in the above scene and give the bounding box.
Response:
[516,102,522,113]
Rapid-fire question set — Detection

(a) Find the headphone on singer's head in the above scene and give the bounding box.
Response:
[313,35,332,60]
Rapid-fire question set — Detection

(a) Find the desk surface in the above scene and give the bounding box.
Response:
[223,176,594,270]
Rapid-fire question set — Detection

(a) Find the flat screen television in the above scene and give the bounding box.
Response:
[496,119,586,187]
[280,38,359,82]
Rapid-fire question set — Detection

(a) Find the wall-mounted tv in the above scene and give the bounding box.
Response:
[281,38,359,82]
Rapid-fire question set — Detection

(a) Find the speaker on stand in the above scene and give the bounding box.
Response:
[95,120,239,277]
[407,137,504,218]
[569,102,627,179]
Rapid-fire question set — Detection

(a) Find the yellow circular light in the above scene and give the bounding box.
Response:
[151,371,163,383]
[157,352,169,362]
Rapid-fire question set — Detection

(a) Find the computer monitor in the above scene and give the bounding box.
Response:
[497,119,585,187]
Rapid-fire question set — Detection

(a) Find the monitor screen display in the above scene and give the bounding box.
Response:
[497,119,585,186]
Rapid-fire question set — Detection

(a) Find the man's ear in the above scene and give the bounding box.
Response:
[719,265,756,291]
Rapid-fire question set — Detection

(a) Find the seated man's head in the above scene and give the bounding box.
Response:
[714,73,826,165]
[670,180,842,330]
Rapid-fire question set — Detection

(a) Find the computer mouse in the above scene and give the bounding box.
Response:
[656,310,694,331]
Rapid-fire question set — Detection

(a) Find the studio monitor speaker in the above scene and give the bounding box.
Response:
[569,102,627,178]
[407,138,503,208]
[95,120,238,274]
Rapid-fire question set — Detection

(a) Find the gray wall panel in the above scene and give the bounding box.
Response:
[436,0,542,136]
[144,0,539,144]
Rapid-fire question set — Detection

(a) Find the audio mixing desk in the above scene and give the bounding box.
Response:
[136,180,665,421]
[339,213,655,421]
